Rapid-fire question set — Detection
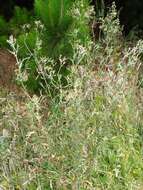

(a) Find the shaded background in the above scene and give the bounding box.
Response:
[0,0,143,35]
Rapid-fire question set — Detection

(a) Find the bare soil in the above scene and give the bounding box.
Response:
[0,49,19,91]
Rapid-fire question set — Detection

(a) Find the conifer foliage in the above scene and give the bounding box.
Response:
[35,0,74,58]
[8,0,91,94]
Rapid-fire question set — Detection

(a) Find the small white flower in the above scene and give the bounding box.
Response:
[2,129,9,138]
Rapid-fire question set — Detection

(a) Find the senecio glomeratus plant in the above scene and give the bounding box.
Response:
[1,3,143,190]
[7,0,91,95]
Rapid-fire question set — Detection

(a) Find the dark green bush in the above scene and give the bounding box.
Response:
[10,0,92,94]
[0,6,34,48]
[34,0,74,59]
[0,16,9,47]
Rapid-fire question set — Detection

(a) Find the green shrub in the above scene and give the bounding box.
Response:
[34,0,91,58]
[0,6,34,48]
[11,6,33,25]
[34,0,74,59]
[9,6,34,36]
[0,16,9,47]
[8,0,92,94]
[0,16,8,34]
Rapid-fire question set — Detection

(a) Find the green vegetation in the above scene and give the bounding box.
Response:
[3,0,91,93]
[0,1,143,190]
[0,6,34,48]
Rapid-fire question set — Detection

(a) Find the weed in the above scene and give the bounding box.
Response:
[0,3,143,190]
